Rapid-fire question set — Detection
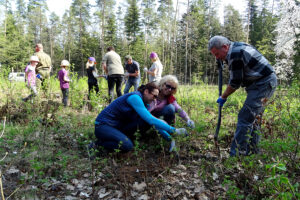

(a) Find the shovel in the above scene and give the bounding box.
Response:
[214,59,224,149]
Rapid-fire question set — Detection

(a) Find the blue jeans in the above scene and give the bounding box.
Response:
[95,118,151,152]
[230,73,277,156]
[95,119,172,152]
[152,104,176,125]
[123,78,140,94]
[61,88,69,107]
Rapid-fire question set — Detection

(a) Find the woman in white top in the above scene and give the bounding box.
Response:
[144,52,163,83]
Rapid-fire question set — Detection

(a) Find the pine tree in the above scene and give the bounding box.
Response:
[70,0,91,75]
[124,0,141,43]
[0,12,32,70]
[49,12,62,70]
[157,0,174,74]
[141,0,157,65]
[95,0,115,57]
[27,0,49,44]
[105,14,117,47]
[223,5,246,41]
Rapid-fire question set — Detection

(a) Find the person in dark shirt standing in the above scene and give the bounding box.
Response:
[123,55,140,94]
[208,35,277,156]
[86,57,100,99]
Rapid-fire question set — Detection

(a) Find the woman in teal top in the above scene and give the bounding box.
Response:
[92,82,187,153]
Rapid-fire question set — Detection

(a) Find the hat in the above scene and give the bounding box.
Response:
[88,57,96,62]
[61,60,70,66]
[125,55,132,61]
[149,52,158,59]
[30,56,39,62]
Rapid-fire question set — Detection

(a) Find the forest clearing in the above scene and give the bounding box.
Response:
[0,75,299,199]
[0,0,299,199]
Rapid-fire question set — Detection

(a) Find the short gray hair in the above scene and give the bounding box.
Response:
[125,55,132,61]
[208,36,231,50]
[36,43,43,49]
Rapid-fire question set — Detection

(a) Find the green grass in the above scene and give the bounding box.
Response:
[0,72,299,199]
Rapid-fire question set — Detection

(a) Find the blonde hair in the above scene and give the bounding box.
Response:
[86,61,98,73]
[159,75,179,94]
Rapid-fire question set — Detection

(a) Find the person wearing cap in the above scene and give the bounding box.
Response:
[22,56,39,102]
[58,60,70,107]
[144,52,163,83]
[208,35,277,156]
[102,47,124,102]
[86,57,100,99]
[34,43,52,89]
[123,55,140,94]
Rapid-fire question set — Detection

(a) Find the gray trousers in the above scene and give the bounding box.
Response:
[61,88,69,107]
[230,73,277,156]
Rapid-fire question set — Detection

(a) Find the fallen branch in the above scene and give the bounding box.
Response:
[0,171,5,200]
[0,117,6,138]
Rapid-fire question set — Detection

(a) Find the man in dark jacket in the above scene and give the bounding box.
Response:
[209,35,277,156]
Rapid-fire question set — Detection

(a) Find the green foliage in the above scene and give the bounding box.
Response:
[223,5,246,42]
[262,160,298,199]
[0,73,299,198]
[125,0,141,43]
[249,2,279,64]
[223,176,245,199]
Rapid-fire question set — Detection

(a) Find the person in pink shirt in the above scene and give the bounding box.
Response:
[58,60,70,107]
[22,56,39,102]
[148,75,195,129]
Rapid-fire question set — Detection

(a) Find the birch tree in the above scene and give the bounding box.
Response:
[274,0,300,81]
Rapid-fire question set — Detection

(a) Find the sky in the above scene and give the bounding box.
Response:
[46,0,247,24]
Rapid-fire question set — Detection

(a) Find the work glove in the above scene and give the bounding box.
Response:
[102,75,108,80]
[187,119,195,129]
[216,96,227,107]
[143,67,148,72]
[169,140,176,152]
[175,128,188,136]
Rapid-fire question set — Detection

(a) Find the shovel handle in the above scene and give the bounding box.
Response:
[214,60,224,142]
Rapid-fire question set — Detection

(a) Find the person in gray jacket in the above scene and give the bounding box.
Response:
[209,35,277,156]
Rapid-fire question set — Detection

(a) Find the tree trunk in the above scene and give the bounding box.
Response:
[4,0,7,38]
[101,0,106,59]
[170,0,179,75]
[246,0,251,43]
[206,0,213,84]
[189,42,192,84]
[50,27,53,64]
[184,0,189,84]
[79,3,84,75]
[39,7,42,43]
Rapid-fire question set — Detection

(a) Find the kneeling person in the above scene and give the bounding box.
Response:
[92,82,186,154]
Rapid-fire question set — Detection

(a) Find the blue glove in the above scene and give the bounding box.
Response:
[187,119,195,129]
[169,140,176,152]
[36,74,42,79]
[216,96,227,107]
[175,128,188,136]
